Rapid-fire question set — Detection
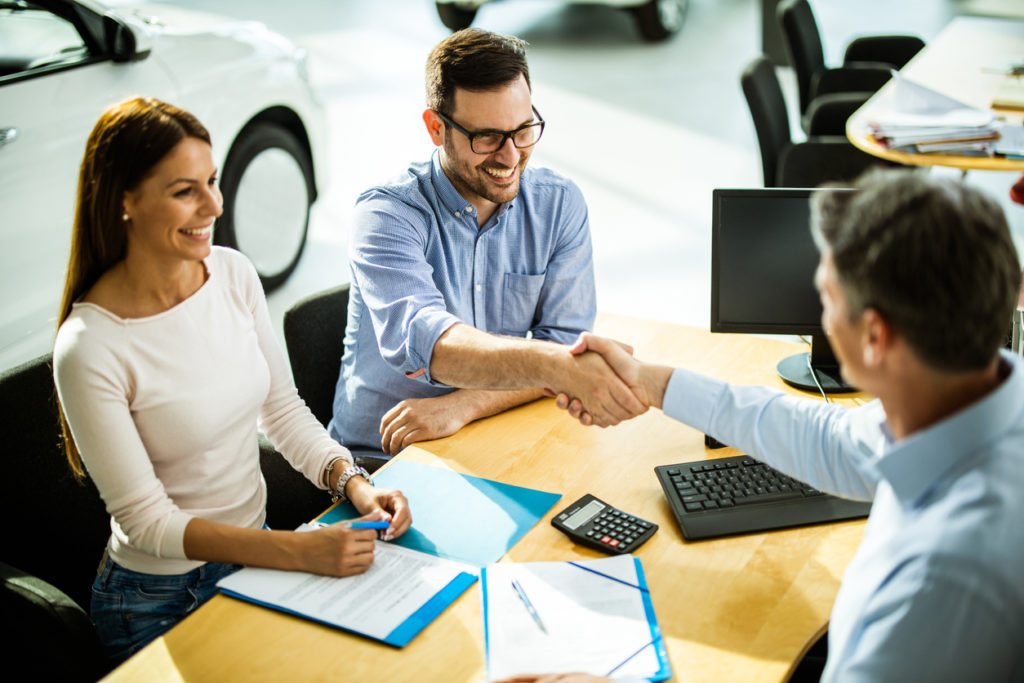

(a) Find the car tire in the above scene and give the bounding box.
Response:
[632,0,687,42]
[436,2,477,31]
[216,122,313,292]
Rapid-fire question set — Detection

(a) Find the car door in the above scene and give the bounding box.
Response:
[0,2,177,369]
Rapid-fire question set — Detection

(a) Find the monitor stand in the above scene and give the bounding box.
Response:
[776,332,856,393]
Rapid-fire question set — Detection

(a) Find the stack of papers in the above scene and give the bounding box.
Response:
[868,72,1000,155]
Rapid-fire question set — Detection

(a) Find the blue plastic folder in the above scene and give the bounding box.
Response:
[482,556,671,680]
[218,460,561,648]
[319,459,563,567]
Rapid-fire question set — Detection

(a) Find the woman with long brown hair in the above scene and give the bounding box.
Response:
[53,97,410,664]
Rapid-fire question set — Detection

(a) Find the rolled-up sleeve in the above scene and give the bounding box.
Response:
[350,195,461,386]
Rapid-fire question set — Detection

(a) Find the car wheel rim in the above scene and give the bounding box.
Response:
[231,148,308,278]
[657,0,685,32]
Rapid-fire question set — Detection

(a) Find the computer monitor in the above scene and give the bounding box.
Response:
[710,187,855,393]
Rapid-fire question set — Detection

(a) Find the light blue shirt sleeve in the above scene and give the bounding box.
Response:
[349,196,462,385]
[661,367,880,501]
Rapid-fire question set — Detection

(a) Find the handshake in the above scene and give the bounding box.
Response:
[544,332,674,428]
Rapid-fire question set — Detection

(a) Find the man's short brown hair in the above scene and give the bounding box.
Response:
[812,169,1021,372]
[426,28,531,116]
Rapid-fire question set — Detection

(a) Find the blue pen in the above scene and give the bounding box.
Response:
[348,520,390,530]
[511,579,548,634]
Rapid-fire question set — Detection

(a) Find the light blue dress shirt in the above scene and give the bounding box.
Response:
[329,152,596,449]
[662,351,1024,681]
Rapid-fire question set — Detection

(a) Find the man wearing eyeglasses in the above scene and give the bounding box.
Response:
[329,29,644,463]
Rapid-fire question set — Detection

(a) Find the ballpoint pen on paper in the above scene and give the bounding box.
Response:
[511,579,548,634]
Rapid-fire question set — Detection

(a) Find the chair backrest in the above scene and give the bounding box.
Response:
[283,284,350,428]
[777,0,825,113]
[0,354,110,612]
[741,55,792,188]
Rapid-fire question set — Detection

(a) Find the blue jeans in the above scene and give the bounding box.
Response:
[91,551,241,665]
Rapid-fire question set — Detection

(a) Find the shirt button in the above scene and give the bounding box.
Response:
[476,285,482,292]
[465,205,474,212]
[454,211,461,218]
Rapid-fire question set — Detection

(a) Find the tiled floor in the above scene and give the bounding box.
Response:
[165,0,1023,348]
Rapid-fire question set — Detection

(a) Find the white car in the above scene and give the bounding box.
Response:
[434,0,688,42]
[0,0,326,370]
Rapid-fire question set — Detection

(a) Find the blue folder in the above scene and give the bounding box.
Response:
[319,459,563,567]
[221,460,559,647]
[481,557,671,681]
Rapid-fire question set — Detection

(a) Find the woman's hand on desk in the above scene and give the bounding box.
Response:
[346,476,412,542]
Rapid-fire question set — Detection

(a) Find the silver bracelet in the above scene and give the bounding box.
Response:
[323,457,351,489]
[330,463,372,503]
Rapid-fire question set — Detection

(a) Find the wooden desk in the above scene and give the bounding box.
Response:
[105,315,868,683]
[847,16,1024,171]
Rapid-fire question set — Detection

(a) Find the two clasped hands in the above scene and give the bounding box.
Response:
[545,332,674,429]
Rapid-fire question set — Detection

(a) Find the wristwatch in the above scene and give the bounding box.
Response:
[328,461,372,503]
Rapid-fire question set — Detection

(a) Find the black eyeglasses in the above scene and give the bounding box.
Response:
[435,106,545,154]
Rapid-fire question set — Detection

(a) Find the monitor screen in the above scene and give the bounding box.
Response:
[712,188,830,334]
[710,188,855,393]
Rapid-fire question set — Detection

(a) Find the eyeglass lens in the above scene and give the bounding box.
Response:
[471,123,543,153]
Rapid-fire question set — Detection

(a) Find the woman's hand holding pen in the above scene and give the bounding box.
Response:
[296,477,410,577]
[300,511,384,577]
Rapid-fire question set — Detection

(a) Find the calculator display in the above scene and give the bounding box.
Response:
[563,500,605,530]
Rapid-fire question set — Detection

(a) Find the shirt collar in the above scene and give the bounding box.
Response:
[877,350,1024,505]
[429,151,515,224]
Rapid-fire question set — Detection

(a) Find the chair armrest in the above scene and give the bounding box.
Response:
[258,433,329,530]
[844,35,925,70]
[810,65,892,102]
[0,561,109,681]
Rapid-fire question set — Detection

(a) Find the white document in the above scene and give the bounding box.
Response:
[484,555,665,680]
[217,540,476,641]
[871,71,994,129]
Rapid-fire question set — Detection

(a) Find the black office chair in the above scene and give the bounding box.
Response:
[778,0,924,132]
[741,55,889,188]
[283,284,350,429]
[281,283,384,474]
[0,354,111,680]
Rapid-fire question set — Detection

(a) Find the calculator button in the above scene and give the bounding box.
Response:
[609,539,620,548]
[600,536,611,544]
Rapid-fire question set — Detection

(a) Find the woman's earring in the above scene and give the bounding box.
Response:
[122,213,130,222]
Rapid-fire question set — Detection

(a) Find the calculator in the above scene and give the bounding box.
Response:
[551,494,658,554]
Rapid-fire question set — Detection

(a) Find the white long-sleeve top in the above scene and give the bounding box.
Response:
[54,247,350,574]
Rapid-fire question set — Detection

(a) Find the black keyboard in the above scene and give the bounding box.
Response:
[655,455,871,541]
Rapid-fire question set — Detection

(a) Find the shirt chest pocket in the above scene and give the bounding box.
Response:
[500,271,545,334]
